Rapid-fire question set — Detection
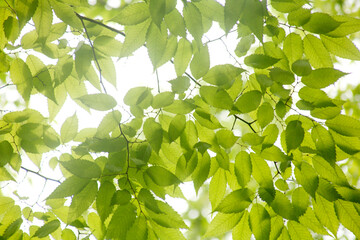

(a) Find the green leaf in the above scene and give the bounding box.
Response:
[145,166,181,186]
[26,55,55,102]
[321,35,360,60]
[183,3,203,42]
[295,162,319,198]
[49,0,82,30]
[143,118,163,152]
[33,220,60,238]
[0,141,13,167]
[75,43,92,79]
[209,168,227,211]
[121,19,151,57]
[174,38,192,76]
[234,151,252,188]
[107,204,137,239]
[235,90,262,113]
[149,0,166,27]
[326,15,360,37]
[287,220,313,240]
[146,22,167,68]
[168,114,186,142]
[94,36,122,57]
[303,13,342,34]
[15,0,37,29]
[164,99,196,114]
[47,175,90,199]
[251,153,275,203]
[96,181,116,222]
[291,59,312,76]
[111,2,149,25]
[271,191,296,220]
[235,34,255,57]
[270,68,295,85]
[215,188,253,213]
[112,190,131,205]
[96,110,122,138]
[232,211,252,240]
[202,64,244,87]
[244,54,280,69]
[215,129,238,149]
[2,218,22,239]
[257,102,274,128]
[240,0,264,42]
[124,87,153,108]
[299,208,329,235]
[326,114,360,137]
[77,94,117,111]
[9,58,33,103]
[68,180,97,223]
[271,0,306,13]
[242,133,264,146]
[148,200,188,229]
[190,43,210,79]
[224,0,245,33]
[303,34,333,69]
[200,86,233,110]
[311,125,336,164]
[126,216,148,240]
[98,56,117,87]
[285,120,304,152]
[61,113,78,143]
[335,199,360,238]
[165,9,186,37]
[204,212,243,238]
[152,92,174,109]
[313,194,339,235]
[169,76,190,94]
[60,159,101,179]
[138,188,161,213]
[287,7,311,26]
[32,0,53,42]
[192,151,211,193]
[302,68,347,89]
[249,204,271,240]
[330,130,360,155]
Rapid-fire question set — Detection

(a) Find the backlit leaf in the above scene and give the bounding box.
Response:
[107,204,137,239]
[334,199,360,238]
[9,58,33,103]
[61,113,78,143]
[190,43,210,79]
[60,159,101,179]
[165,9,186,37]
[112,2,149,25]
[257,102,274,128]
[145,166,181,186]
[286,120,304,152]
[235,90,262,113]
[168,115,186,142]
[202,64,244,87]
[321,35,360,60]
[33,220,60,238]
[77,94,117,111]
[215,188,253,213]
[303,34,333,69]
[249,204,271,240]
[96,181,116,222]
[183,3,203,42]
[143,118,163,152]
[303,13,342,34]
[204,212,243,238]
[200,86,233,110]
[47,175,90,199]
[32,0,52,42]
[287,220,312,240]
[244,54,279,69]
[311,125,336,164]
[209,168,227,211]
[68,180,97,223]
[326,114,360,137]
[313,194,339,235]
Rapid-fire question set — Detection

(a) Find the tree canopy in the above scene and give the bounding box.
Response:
[1,0,360,239]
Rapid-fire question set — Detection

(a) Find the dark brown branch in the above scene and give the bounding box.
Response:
[234,115,257,133]
[21,166,61,183]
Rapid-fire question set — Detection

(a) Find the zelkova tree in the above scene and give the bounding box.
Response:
[1,0,360,239]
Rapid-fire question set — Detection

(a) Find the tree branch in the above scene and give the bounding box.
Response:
[234,115,257,133]
[21,166,61,183]
[77,14,108,94]
[75,12,202,87]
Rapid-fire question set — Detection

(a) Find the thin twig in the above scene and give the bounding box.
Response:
[234,115,257,133]
[77,13,107,94]
[4,0,16,14]
[20,166,61,183]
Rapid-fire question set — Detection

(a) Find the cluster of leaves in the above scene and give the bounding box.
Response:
[1,0,360,239]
